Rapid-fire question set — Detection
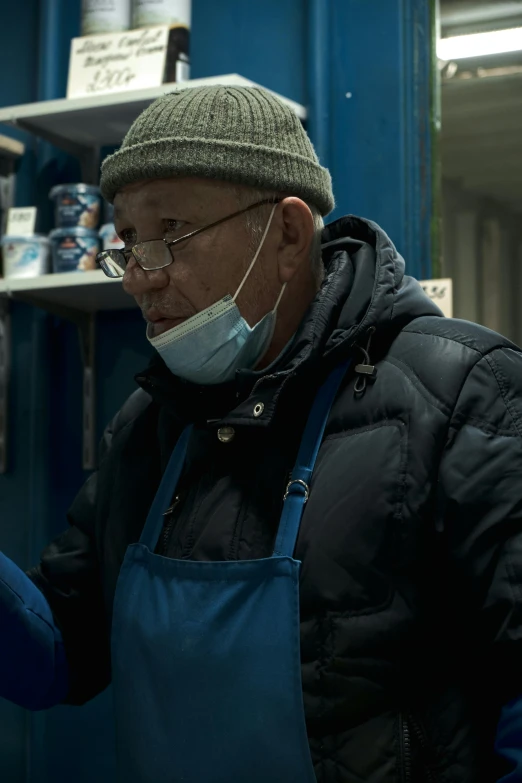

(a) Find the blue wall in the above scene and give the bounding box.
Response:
[311,0,435,276]
[0,0,435,780]
[0,4,43,780]
[191,0,307,105]
[0,2,151,780]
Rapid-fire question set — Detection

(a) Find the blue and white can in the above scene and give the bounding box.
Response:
[49,184,101,230]
[100,223,123,250]
[1,235,51,278]
[49,227,100,273]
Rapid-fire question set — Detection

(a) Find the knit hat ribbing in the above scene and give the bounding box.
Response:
[100,85,334,216]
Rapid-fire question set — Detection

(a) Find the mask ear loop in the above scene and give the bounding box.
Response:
[272,279,287,311]
[233,203,278,303]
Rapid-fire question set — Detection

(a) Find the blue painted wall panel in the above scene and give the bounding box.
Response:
[305,0,434,278]
[0,304,50,783]
[191,0,307,104]
[0,3,44,781]
[329,2,406,225]
[326,0,434,278]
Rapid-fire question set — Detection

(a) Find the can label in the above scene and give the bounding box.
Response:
[53,234,100,273]
[3,241,49,278]
[54,192,101,229]
[82,0,131,36]
[132,0,191,27]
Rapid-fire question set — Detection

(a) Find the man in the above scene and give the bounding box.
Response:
[1,85,521,782]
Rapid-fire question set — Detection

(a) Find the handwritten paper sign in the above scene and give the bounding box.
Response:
[6,207,37,237]
[419,278,453,318]
[67,26,170,99]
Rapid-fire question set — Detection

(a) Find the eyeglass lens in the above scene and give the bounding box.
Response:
[98,240,174,278]
[98,250,126,278]
[132,240,173,270]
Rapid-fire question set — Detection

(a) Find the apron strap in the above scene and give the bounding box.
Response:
[139,424,194,550]
[140,359,351,555]
[273,359,352,558]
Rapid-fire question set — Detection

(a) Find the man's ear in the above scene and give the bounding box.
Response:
[275,197,315,284]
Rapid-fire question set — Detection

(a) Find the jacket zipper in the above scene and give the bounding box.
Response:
[400,713,412,783]
[401,713,438,783]
[158,494,181,555]
[409,714,437,783]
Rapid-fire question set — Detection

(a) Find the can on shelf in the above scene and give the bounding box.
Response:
[49,184,102,230]
[0,235,51,278]
[131,0,191,28]
[49,228,100,273]
[82,0,131,36]
[100,223,123,250]
[132,0,191,82]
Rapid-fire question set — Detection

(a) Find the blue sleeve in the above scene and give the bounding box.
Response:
[496,697,522,782]
[0,550,69,710]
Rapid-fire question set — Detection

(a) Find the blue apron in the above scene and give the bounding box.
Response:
[111,360,350,782]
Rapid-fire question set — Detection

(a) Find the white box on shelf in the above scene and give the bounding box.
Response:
[6,207,37,237]
[67,26,170,99]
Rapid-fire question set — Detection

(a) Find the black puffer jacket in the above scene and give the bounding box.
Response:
[29,216,522,782]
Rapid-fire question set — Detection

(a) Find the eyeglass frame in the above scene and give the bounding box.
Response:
[96,197,282,278]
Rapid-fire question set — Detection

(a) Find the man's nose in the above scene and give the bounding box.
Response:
[122,255,170,297]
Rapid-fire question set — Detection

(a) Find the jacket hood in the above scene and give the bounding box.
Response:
[136,216,442,424]
[320,215,441,359]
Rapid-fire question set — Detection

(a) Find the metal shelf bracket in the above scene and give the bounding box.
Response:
[0,140,23,472]
[78,313,96,471]
[10,293,97,472]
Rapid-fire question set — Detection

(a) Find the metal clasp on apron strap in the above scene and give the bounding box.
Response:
[283,479,310,502]
[273,359,352,558]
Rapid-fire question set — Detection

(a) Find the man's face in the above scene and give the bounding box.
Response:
[115,177,282,338]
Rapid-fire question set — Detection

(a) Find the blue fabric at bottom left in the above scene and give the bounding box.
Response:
[496,697,522,782]
[0,550,69,710]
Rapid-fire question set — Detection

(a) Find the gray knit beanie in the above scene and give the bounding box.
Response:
[100,85,334,215]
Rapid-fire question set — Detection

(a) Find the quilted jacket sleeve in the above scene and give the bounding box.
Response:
[26,389,151,706]
[438,346,522,776]
[26,470,110,706]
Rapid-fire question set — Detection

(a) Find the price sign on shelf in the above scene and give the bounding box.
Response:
[419,278,453,318]
[6,207,37,237]
[67,26,170,99]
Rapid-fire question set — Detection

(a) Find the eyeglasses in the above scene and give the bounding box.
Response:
[96,198,281,279]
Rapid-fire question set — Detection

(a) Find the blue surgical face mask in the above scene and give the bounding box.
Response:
[147,204,285,385]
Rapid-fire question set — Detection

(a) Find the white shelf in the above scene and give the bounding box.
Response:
[0,74,306,157]
[0,134,24,159]
[0,270,136,313]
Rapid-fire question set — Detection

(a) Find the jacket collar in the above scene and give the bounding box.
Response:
[135,215,441,428]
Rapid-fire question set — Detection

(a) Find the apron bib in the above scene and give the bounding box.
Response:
[111,360,351,782]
